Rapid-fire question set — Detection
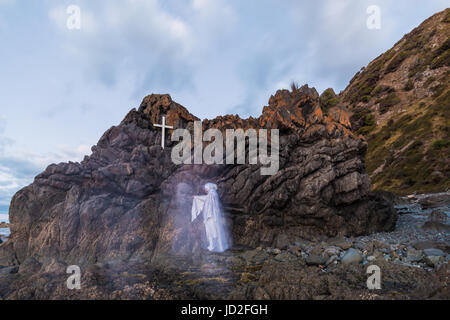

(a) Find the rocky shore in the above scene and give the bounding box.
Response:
[0,192,447,299]
[0,92,446,299]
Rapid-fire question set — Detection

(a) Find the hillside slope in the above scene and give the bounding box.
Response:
[339,8,450,194]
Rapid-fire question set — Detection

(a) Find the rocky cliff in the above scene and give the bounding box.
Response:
[339,8,450,194]
[0,85,396,279]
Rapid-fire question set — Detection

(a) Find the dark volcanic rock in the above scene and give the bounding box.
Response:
[0,87,397,298]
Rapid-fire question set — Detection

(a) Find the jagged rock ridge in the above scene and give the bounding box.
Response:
[1,85,396,271]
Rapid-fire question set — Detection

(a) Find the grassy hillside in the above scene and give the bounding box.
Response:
[339,8,450,194]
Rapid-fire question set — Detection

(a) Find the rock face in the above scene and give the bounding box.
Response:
[0,86,397,299]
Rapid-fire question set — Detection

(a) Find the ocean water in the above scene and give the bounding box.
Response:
[0,213,9,223]
[0,213,10,239]
[0,228,10,237]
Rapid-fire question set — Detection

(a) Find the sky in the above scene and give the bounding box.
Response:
[0,0,448,214]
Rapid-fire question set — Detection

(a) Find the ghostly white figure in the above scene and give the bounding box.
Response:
[191,183,230,252]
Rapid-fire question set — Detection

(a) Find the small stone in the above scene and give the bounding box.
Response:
[419,193,450,209]
[413,241,439,250]
[353,242,365,250]
[424,256,444,267]
[328,237,352,250]
[288,245,302,256]
[273,234,290,250]
[367,255,376,262]
[429,210,447,223]
[423,248,445,257]
[226,256,245,266]
[274,252,294,262]
[240,249,259,262]
[341,248,363,265]
[422,221,450,232]
[252,251,270,264]
[405,247,423,262]
[325,255,338,266]
[267,248,281,255]
[324,246,341,257]
[306,254,327,266]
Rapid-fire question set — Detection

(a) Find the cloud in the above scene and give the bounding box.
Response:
[48,0,194,92]
[0,144,91,211]
[0,0,15,5]
[46,0,404,118]
[0,159,39,208]
[0,114,90,211]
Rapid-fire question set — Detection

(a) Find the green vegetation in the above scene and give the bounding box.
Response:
[350,107,377,135]
[367,95,450,194]
[343,50,395,104]
[408,58,428,78]
[319,88,339,111]
[430,38,450,69]
[385,51,409,74]
[431,84,446,98]
[343,10,450,194]
[431,50,450,69]
[376,93,401,114]
[423,76,435,88]
[372,85,394,96]
[361,95,371,103]
[432,139,450,149]
[404,79,414,91]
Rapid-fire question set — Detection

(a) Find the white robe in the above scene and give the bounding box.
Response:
[191,184,230,252]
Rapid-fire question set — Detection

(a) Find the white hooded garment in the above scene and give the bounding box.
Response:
[191,183,230,252]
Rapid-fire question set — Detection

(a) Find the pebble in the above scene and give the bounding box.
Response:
[424,256,444,267]
[341,248,363,265]
[328,237,353,250]
[423,248,445,257]
[405,247,423,262]
[306,254,327,266]
[324,246,341,256]
[325,255,339,266]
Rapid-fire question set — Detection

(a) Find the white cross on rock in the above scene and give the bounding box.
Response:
[153,116,174,149]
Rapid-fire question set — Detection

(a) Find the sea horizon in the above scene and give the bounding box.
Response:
[0,213,9,223]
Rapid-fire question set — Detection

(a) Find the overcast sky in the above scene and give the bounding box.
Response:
[0,0,448,214]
